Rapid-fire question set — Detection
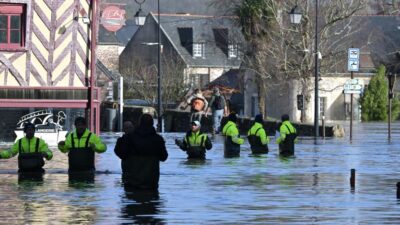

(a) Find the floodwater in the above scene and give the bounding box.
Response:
[0,122,400,224]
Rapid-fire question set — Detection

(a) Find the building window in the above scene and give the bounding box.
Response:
[0,4,25,50]
[228,44,238,58]
[193,43,204,58]
[190,74,209,88]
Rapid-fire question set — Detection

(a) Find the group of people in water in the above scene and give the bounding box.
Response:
[0,107,297,190]
[175,112,298,159]
[0,117,106,174]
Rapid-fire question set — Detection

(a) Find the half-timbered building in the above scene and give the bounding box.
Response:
[0,0,99,142]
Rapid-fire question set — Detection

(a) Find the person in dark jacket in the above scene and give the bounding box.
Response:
[175,120,212,159]
[120,113,168,190]
[276,114,298,156]
[247,114,269,154]
[222,113,244,157]
[0,122,52,173]
[114,121,135,177]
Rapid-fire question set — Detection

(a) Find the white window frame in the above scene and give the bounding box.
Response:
[228,44,238,58]
[190,74,200,87]
[190,73,210,88]
[193,43,204,58]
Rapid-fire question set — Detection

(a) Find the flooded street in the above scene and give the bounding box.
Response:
[1,122,400,224]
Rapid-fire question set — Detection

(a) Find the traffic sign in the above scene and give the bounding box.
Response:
[348,59,359,72]
[348,48,360,72]
[344,78,364,94]
[344,84,362,91]
[348,48,359,59]
[345,78,364,86]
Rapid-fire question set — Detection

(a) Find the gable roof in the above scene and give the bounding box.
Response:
[150,13,243,68]
[206,69,241,89]
[355,15,400,72]
[99,0,233,45]
[324,15,400,75]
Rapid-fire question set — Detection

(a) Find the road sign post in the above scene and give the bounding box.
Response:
[343,78,363,94]
[348,48,360,72]
[347,48,360,141]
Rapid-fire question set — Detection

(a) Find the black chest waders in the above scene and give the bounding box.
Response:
[18,138,45,172]
[279,124,297,156]
[186,134,206,159]
[68,133,95,172]
[248,127,269,154]
[125,155,160,190]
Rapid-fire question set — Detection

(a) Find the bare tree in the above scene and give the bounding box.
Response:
[214,0,366,122]
[120,55,190,112]
[367,0,400,14]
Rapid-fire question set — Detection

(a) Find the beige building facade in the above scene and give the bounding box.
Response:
[244,70,373,123]
[0,0,99,141]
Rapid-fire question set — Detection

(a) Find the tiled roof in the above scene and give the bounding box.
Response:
[326,15,400,74]
[152,13,243,68]
[99,0,233,45]
[356,15,400,71]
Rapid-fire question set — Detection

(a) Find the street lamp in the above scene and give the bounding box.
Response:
[289,5,302,24]
[134,0,146,26]
[134,0,163,132]
[290,1,320,139]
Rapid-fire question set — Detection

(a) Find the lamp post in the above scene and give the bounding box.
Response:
[290,1,320,139]
[387,72,396,140]
[134,0,163,132]
[89,0,99,133]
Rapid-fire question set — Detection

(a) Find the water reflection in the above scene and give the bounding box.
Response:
[121,186,164,224]
[68,172,95,188]
[18,172,44,184]
[179,158,210,167]
[0,123,399,223]
[248,153,268,167]
[278,155,296,163]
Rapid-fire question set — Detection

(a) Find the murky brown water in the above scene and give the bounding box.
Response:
[0,122,400,224]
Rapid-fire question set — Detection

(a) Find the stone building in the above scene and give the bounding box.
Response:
[96,0,240,101]
[243,15,400,123]
[119,12,243,90]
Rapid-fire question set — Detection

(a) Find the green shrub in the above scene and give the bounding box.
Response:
[360,65,400,121]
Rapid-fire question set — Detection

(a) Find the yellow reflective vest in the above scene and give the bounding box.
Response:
[276,121,297,144]
[0,137,52,160]
[222,121,244,145]
[58,129,106,153]
[247,122,269,145]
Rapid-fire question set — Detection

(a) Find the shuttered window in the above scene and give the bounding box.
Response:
[0,4,25,50]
